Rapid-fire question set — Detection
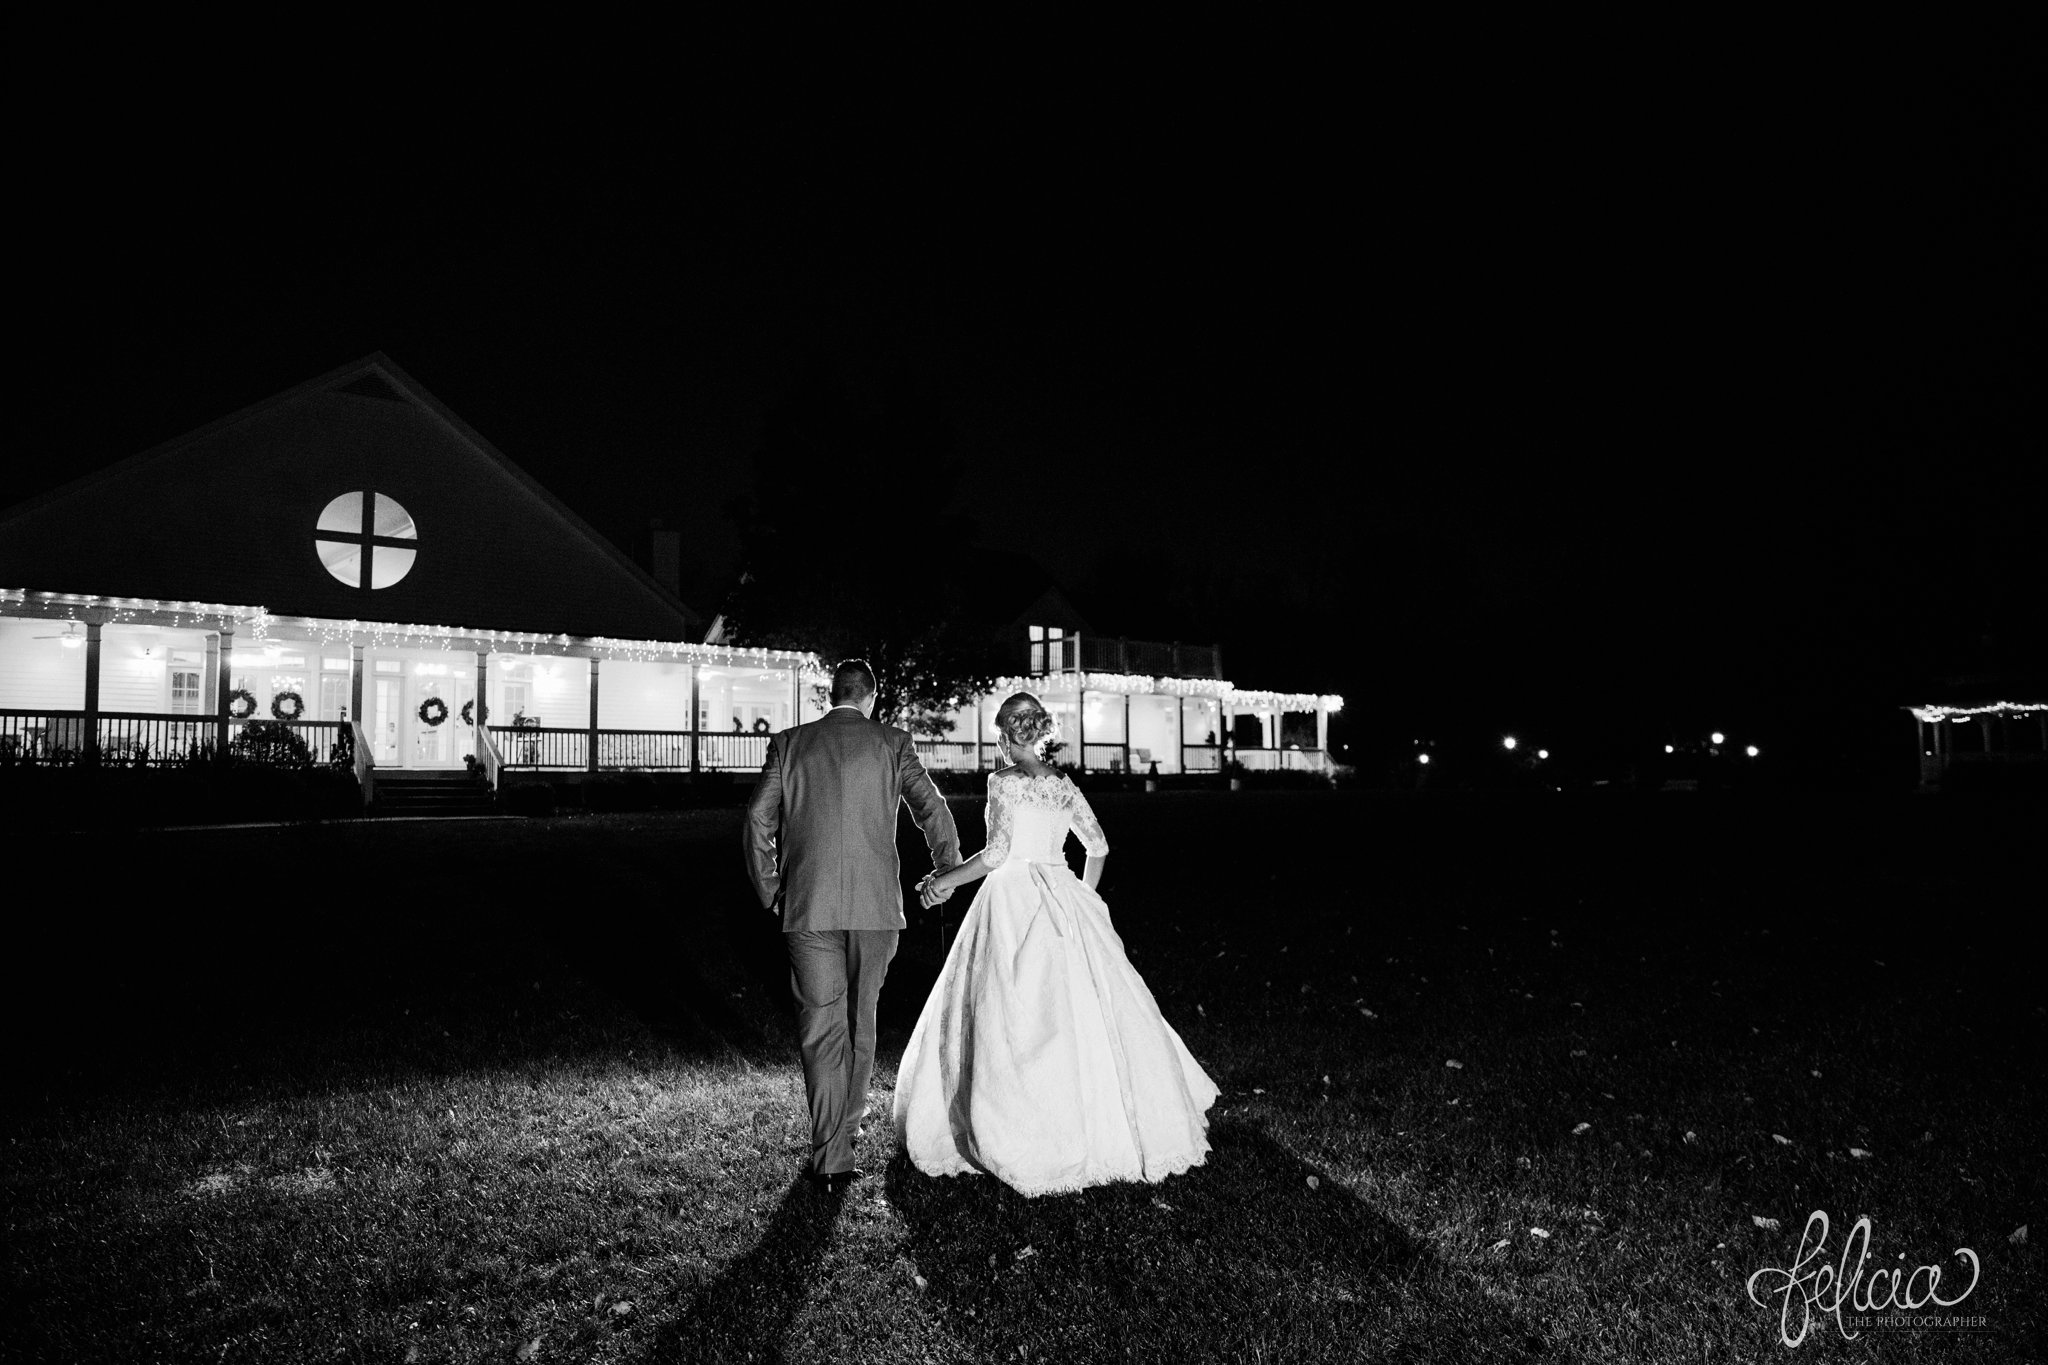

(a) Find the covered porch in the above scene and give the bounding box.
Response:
[0,590,827,790]
[1908,699,2048,791]
[913,673,1344,776]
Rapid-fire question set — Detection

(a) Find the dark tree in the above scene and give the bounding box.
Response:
[719,359,1005,735]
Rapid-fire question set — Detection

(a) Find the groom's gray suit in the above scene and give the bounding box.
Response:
[744,704,959,1176]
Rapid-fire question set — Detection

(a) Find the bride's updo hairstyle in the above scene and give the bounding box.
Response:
[994,691,1057,756]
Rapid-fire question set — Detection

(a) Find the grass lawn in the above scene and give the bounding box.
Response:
[4,791,2041,1362]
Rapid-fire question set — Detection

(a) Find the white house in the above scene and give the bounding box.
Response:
[0,356,826,795]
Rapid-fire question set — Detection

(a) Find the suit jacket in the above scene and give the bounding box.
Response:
[744,706,961,932]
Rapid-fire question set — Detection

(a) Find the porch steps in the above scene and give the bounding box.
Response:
[372,769,497,818]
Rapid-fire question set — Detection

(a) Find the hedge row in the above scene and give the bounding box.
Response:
[494,772,750,817]
[0,765,363,830]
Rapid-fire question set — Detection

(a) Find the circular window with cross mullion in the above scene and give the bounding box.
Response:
[315,492,418,588]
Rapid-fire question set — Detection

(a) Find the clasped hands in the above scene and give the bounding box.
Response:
[917,871,956,910]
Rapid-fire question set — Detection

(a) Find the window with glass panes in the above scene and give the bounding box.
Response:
[1029,625,1065,674]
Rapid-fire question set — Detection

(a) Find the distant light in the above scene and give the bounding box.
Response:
[1745,745,1759,758]
[1710,732,1726,746]
[1664,744,1674,754]
[1537,749,1549,760]
[1418,753,1430,765]
[1503,736,1518,751]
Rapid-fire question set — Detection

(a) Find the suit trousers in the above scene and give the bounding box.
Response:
[785,929,899,1175]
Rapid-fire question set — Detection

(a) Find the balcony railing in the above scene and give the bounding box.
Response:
[1034,635,1221,679]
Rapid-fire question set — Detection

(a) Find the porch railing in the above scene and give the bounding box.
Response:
[474,724,501,790]
[913,740,984,771]
[696,732,771,771]
[352,720,375,805]
[458,724,1329,777]
[486,727,775,772]
[1230,747,1330,773]
[488,726,588,769]
[595,730,693,769]
[0,709,348,768]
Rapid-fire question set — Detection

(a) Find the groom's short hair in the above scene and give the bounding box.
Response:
[831,659,877,704]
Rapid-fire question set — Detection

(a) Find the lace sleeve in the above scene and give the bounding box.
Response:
[980,773,1013,867]
[1066,782,1109,857]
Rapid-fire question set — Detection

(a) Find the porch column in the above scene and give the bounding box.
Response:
[789,663,801,732]
[1076,686,1088,773]
[203,634,220,714]
[1316,701,1329,769]
[349,643,365,727]
[975,698,986,771]
[1175,695,1185,774]
[1123,692,1132,773]
[215,626,235,758]
[689,663,701,774]
[587,657,601,773]
[474,652,489,762]
[82,621,102,765]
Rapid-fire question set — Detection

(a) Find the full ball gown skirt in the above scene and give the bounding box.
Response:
[893,773,1218,1197]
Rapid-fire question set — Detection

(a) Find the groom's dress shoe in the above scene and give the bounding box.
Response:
[813,1167,864,1195]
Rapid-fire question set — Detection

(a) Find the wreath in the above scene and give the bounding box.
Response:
[460,698,485,726]
[417,696,449,727]
[270,689,306,721]
[226,687,258,720]
[752,716,771,734]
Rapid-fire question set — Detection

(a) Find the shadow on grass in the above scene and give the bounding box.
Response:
[635,1174,850,1365]
[886,1117,1550,1363]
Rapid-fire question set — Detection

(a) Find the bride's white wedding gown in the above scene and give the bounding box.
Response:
[893,768,1218,1196]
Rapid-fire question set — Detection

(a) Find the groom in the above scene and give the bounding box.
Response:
[744,658,960,1191]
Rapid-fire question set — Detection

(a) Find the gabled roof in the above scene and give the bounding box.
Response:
[0,355,703,641]
[961,548,1095,633]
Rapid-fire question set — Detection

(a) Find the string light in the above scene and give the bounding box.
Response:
[3,589,822,675]
[1907,701,2048,723]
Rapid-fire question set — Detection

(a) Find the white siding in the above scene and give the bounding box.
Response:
[525,657,587,728]
[596,660,690,731]
[100,652,165,712]
[0,620,86,708]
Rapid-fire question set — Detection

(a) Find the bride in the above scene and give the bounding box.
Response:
[892,691,1218,1197]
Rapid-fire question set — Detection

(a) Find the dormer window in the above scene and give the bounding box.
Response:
[1029,624,1066,674]
[316,492,418,588]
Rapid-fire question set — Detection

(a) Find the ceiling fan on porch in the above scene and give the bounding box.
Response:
[32,623,85,648]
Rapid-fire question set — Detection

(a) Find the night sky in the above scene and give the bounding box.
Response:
[8,57,2041,761]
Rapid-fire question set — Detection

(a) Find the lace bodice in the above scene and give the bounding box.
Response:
[980,768,1109,867]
